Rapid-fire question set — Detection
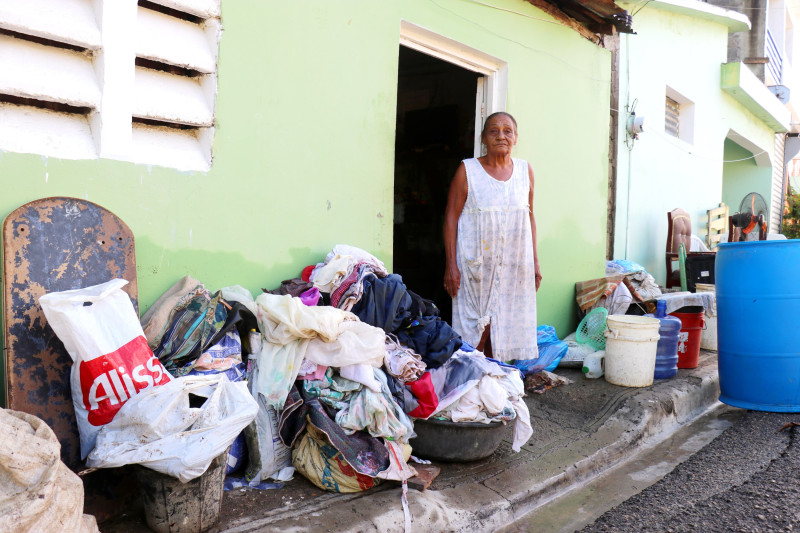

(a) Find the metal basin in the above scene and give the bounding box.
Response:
[410,418,506,462]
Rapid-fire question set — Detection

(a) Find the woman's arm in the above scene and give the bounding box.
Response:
[444,163,468,298]
[528,163,542,291]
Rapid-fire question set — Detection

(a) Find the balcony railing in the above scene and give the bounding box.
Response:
[766,28,783,84]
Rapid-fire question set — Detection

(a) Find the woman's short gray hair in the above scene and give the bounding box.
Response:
[481,112,518,137]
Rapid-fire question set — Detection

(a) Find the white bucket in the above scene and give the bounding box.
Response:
[700,314,717,351]
[694,284,717,351]
[604,315,661,387]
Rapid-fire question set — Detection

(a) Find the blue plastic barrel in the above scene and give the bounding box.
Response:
[717,240,800,412]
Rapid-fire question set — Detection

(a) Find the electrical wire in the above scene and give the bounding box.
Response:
[462,0,573,27]
[427,0,612,85]
[631,1,653,17]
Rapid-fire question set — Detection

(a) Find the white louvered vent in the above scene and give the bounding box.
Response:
[665,86,694,145]
[0,0,221,171]
[0,0,100,159]
[131,0,220,170]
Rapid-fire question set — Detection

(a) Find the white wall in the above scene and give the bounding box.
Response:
[615,5,777,284]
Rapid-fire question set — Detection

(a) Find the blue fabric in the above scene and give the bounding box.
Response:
[510,325,568,376]
[351,274,413,333]
[396,316,462,369]
[351,275,462,369]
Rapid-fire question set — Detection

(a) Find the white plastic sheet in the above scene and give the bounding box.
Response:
[87,375,257,483]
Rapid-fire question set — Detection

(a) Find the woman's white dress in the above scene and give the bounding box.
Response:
[452,157,539,362]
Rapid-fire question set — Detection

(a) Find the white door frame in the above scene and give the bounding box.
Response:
[399,20,508,157]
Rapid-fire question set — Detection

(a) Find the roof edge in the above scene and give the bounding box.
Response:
[620,0,751,32]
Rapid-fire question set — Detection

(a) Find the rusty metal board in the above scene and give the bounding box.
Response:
[2,197,138,520]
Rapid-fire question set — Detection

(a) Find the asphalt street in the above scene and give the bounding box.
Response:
[581,408,800,533]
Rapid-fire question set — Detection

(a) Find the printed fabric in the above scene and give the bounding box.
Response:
[334,367,416,444]
[452,157,539,362]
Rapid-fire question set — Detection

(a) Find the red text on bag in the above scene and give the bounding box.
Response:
[79,335,172,426]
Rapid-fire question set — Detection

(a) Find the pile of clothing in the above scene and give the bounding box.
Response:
[140,245,533,495]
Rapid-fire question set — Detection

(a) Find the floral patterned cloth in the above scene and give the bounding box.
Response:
[452,157,539,362]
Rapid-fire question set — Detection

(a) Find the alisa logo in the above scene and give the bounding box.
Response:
[79,336,172,426]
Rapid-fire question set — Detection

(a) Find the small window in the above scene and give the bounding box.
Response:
[665,86,694,145]
[665,96,680,138]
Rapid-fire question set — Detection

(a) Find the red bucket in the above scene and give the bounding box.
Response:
[670,307,704,369]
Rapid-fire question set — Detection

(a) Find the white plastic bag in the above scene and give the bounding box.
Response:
[38,279,173,458]
[87,374,258,483]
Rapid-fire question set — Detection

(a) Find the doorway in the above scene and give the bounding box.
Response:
[393,45,482,323]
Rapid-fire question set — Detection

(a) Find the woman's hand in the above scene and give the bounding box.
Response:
[535,261,542,292]
[443,163,467,299]
[444,261,461,298]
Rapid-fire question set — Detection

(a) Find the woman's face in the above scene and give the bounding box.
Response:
[482,115,517,155]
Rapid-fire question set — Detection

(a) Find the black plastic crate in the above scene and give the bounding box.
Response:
[684,254,715,293]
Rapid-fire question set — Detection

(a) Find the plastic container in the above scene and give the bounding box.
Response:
[644,300,681,379]
[576,307,608,350]
[410,418,505,462]
[684,254,716,292]
[670,306,704,369]
[694,284,718,351]
[717,240,800,412]
[582,350,605,378]
[134,453,226,533]
[603,315,661,387]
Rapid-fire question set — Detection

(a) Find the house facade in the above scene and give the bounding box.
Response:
[612,0,790,286]
[706,0,800,231]
[0,0,631,400]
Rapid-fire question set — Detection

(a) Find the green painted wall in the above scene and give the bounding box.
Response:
[614,4,777,284]
[722,139,773,216]
[0,0,613,404]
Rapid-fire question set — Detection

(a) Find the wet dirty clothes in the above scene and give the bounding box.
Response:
[351,274,414,333]
[335,367,416,444]
[352,274,462,368]
[250,293,385,410]
[396,316,462,369]
[403,353,533,451]
[264,278,316,299]
[278,385,390,478]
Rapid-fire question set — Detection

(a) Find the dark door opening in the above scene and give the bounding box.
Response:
[393,46,481,324]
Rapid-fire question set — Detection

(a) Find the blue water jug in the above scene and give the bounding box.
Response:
[645,300,681,379]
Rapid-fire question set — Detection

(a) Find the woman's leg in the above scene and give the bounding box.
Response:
[476,322,493,357]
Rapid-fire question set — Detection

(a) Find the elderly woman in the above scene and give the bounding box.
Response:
[443,112,540,362]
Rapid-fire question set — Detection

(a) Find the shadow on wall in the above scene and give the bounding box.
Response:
[133,237,334,315]
[0,238,329,408]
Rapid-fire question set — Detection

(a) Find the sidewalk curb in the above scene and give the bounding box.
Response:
[218,356,721,533]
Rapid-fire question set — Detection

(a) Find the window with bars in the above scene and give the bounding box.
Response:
[665,96,680,138]
[0,0,221,171]
[665,86,694,145]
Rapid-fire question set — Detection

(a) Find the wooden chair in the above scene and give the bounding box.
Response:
[666,208,715,289]
[706,203,729,250]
